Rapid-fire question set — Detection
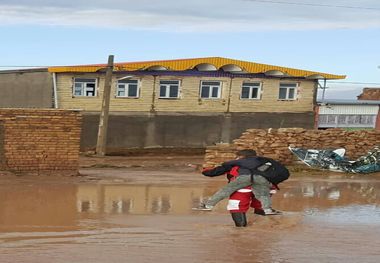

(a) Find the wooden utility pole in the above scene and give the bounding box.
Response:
[96,55,114,156]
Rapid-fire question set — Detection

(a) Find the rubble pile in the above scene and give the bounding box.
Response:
[204,128,380,167]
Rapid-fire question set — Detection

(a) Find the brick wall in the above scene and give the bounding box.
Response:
[204,128,380,167]
[0,109,82,175]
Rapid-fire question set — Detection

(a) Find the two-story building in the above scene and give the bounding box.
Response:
[1,57,346,152]
[48,57,346,152]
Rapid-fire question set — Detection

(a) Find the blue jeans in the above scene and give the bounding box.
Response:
[205,174,272,210]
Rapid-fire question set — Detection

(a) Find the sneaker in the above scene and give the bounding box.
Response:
[264,208,283,215]
[192,203,214,211]
[269,189,277,195]
[254,208,266,216]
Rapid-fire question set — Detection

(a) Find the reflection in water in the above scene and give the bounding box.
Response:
[327,189,340,200]
[151,195,171,214]
[0,184,77,229]
[302,183,315,197]
[1,178,380,263]
[69,181,380,218]
[300,183,341,200]
[308,204,380,225]
[276,181,379,212]
[76,184,207,215]
[73,181,380,216]
[0,179,379,228]
[78,200,95,213]
[110,199,133,214]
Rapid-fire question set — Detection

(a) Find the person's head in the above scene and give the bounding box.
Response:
[236,149,257,159]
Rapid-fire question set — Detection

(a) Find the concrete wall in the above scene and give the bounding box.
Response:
[81,112,314,152]
[0,69,53,108]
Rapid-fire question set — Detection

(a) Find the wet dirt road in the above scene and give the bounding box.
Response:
[1,169,380,263]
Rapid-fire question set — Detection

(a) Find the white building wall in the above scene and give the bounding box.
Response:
[318,104,379,128]
[319,105,379,115]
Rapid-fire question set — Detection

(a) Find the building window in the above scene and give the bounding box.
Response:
[327,115,337,124]
[200,81,221,99]
[319,115,328,125]
[279,83,297,100]
[159,80,180,99]
[319,114,375,127]
[73,78,97,97]
[347,115,361,125]
[337,115,347,124]
[117,79,139,98]
[360,115,375,125]
[241,82,261,99]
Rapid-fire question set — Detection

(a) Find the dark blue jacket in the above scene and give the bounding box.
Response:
[220,157,263,176]
[203,157,262,177]
[203,156,290,185]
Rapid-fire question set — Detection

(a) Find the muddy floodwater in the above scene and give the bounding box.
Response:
[1,169,380,263]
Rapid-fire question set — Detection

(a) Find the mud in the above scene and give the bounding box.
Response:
[1,165,380,263]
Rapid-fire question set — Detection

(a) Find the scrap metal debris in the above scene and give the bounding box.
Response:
[289,146,380,173]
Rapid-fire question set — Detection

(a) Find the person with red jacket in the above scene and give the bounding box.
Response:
[198,149,289,221]
[202,164,279,227]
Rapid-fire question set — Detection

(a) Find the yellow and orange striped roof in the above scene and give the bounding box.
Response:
[48,57,345,79]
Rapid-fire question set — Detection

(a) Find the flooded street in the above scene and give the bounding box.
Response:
[1,169,380,263]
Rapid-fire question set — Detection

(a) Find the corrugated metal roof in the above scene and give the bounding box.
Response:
[318,99,380,105]
[48,57,345,80]
[319,104,379,115]
[113,70,270,78]
[0,68,48,74]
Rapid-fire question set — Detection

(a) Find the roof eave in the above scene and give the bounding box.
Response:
[47,57,346,80]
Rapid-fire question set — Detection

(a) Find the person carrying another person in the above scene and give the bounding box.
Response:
[196,149,290,216]
[202,163,279,227]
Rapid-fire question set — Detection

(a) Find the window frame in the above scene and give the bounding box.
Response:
[360,115,375,125]
[159,80,181,99]
[199,81,222,99]
[319,114,376,127]
[116,79,140,98]
[73,78,98,97]
[278,82,298,101]
[240,82,262,100]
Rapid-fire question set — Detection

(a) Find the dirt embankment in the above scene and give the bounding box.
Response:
[79,153,380,178]
[1,152,379,178]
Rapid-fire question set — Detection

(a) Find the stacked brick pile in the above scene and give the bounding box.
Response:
[357,88,380,100]
[203,143,236,168]
[204,128,380,167]
[0,109,82,175]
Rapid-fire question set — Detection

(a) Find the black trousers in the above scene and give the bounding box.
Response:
[231,212,247,227]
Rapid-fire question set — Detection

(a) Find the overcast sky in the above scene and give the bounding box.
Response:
[1,0,380,99]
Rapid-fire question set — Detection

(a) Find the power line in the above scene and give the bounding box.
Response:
[0,65,143,70]
[245,0,380,11]
[0,66,48,68]
[326,81,380,85]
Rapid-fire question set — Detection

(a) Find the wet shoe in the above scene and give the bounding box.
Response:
[264,208,283,215]
[192,203,214,211]
[254,208,266,216]
[269,189,277,195]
